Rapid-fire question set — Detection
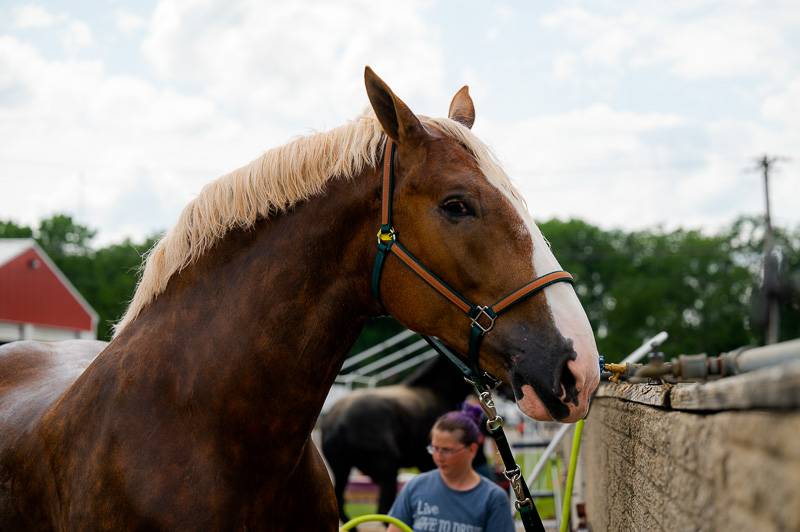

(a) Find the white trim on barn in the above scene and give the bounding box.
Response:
[0,319,95,343]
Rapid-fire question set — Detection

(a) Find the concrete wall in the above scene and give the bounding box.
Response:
[582,396,800,531]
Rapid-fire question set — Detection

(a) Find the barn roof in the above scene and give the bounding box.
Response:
[0,238,34,267]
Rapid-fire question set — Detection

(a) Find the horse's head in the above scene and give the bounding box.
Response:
[365,67,599,423]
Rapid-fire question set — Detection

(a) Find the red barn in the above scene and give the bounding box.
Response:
[0,238,97,344]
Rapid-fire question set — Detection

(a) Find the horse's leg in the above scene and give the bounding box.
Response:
[330,460,352,525]
[361,451,400,517]
[375,469,399,516]
[269,442,338,531]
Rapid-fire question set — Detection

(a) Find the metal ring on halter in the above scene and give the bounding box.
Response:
[470,305,496,333]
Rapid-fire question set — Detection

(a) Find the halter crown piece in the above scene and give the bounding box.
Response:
[370,139,574,532]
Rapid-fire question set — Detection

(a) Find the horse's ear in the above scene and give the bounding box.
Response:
[364,66,426,145]
[448,86,475,129]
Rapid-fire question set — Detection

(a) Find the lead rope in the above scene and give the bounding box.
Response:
[422,336,546,532]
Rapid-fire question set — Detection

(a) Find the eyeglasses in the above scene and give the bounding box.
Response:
[426,444,467,457]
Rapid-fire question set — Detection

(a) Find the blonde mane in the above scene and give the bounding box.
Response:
[115,114,520,334]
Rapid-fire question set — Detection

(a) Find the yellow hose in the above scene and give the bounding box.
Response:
[560,419,584,532]
[340,514,412,532]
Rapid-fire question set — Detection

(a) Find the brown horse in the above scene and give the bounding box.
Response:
[0,67,600,530]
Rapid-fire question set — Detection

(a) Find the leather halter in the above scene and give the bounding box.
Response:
[371,139,575,388]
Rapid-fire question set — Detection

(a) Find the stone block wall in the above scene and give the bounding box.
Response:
[582,398,800,531]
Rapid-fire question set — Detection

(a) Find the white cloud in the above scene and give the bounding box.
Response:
[762,77,800,129]
[541,3,799,81]
[0,0,447,243]
[141,0,445,127]
[1,1,798,244]
[114,10,147,34]
[0,34,249,244]
[62,20,93,50]
[479,105,688,228]
[12,5,56,29]
[11,6,95,53]
[552,53,576,80]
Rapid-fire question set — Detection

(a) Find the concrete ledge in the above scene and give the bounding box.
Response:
[583,363,800,532]
[670,360,800,411]
[596,360,800,412]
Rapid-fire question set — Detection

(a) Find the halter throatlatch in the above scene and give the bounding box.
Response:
[371,139,574,532]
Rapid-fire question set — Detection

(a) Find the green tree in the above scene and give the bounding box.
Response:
[37,214,96,259]
[0,219,34,238]
[4,214,158,341]
[541,218,761,361]
[88,236,159,339]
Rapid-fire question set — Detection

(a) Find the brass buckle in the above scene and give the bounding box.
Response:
[376,227,396,245]
[471,305,496,333]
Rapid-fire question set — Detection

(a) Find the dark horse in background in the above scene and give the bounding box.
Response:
[0,67,600,530]
[322,354,488,522]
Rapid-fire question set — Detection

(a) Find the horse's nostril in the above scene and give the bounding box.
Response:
[558,357,579,406]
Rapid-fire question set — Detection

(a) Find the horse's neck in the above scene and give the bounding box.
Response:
[106,171,380,463]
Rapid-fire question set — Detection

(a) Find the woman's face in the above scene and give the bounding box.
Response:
[430,428,478,475]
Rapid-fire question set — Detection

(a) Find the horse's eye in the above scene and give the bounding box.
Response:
[440,198,475,218]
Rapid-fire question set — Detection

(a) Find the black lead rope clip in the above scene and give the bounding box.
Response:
[420,335,545,532]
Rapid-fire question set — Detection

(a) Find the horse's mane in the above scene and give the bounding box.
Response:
[115,113,521,334]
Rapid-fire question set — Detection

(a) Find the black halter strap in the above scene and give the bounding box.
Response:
[370,139,574,532]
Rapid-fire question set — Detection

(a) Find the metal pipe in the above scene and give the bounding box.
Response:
[340,329,416,371]
[730,338,800,374]
[372,350,437,382]
[525,424,571,486]
[351,339,428,375]
[623,331,669,364]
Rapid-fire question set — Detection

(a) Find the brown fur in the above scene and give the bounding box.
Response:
[0,67,584,530]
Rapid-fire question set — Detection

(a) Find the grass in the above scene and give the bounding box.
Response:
[344,502,378,518]
[528,497,556,520]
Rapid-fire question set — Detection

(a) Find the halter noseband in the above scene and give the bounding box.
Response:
[371,139,575,387]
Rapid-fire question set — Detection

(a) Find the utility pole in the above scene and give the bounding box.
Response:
[755,155,787,344]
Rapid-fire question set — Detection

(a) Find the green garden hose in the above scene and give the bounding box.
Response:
[340,514,412,532]
[560,419,584,532]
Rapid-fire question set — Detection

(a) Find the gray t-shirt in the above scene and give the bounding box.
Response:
[388,470,514,532]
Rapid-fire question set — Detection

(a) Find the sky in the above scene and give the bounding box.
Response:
[1,0,798,246]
